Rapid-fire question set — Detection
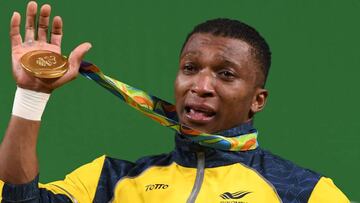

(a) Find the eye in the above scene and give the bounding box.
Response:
[218,70,236,80]
[182,63,197,74]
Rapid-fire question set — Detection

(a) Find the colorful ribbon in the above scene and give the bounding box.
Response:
[79,62,258,151]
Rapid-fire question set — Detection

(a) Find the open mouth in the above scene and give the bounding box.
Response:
[184,105,216,123]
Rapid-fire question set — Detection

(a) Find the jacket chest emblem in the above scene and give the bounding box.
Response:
[219,191,252,203]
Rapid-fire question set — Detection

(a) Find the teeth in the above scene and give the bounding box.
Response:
[188,107,214,117]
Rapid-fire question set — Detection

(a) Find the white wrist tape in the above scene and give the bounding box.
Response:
[12,87,51,121]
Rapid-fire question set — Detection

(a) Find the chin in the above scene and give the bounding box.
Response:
[180,117,218,134]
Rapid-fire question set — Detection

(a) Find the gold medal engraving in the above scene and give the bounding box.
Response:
[36,55,57,67]
[20,50,68,78]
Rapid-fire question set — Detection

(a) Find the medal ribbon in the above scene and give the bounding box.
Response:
[79,62,258,151]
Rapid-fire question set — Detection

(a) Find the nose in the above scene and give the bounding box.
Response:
[190,70,215,97]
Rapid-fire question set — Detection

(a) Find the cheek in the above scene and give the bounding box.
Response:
[174,75,192,117]
[174,74,189,108]
[174,77,181,101]
[219,86,254,113]
[174,75,189,99]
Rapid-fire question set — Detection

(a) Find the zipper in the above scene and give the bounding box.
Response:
[186,151,205,203]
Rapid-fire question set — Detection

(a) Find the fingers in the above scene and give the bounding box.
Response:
[53,43,92,86]
[24,1,38,42]
[37,4,51,42]
[68,43,92,74]
[14,2,62,47]
[50,16,63,46]
[10,12,22,47]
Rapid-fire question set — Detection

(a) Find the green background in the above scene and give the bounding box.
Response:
[1,0,359,201]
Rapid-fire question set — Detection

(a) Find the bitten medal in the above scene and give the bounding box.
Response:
[20,50,68,78]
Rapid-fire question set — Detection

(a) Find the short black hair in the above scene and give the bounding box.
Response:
[181,18,271,87]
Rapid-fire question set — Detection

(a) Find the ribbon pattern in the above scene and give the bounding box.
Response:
[79,62,258,151]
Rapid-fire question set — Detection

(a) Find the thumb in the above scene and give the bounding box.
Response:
[50,42,92,89]
[68,42,92,74]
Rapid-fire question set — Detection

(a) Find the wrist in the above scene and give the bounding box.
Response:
[12,87,51,121]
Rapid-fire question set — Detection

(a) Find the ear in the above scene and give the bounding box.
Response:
[250,88,268,114]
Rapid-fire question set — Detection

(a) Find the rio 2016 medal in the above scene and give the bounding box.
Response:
[20,50,68,78]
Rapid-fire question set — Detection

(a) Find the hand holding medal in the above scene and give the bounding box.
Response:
[10,1,91,93]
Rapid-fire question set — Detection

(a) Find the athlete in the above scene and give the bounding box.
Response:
[0,1,350,202]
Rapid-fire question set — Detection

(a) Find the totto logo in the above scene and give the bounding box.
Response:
[145,184,169,191]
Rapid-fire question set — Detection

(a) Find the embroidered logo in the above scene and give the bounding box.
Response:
[145,184,169,191]
[220,191,252,200]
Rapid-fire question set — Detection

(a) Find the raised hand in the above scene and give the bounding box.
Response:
[10,1,91,93]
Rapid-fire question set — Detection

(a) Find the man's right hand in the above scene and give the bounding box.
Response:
[0,1,91,184]
[11,1,91,93]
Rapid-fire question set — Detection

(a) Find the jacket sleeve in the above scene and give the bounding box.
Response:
[0,155,106,203]
[0,180,3,202]
[308,177,350,203]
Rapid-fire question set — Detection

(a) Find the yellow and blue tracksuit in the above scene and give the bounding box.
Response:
[0,123,349,202]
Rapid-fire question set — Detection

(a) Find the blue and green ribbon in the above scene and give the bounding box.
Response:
[79,61,258,151]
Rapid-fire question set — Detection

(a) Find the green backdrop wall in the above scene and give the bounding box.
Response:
[1,0,359,201]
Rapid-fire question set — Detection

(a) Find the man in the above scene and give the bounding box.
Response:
[0,1,349,203]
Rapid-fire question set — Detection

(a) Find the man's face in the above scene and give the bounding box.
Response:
[175,33,267,133]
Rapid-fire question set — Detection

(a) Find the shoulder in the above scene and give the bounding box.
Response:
[249,148,323,202]
[248,149,349,202]
[252,148,322,181]
[308,177,350,203]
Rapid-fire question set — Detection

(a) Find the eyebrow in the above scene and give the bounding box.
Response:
[215,55,240,66]
[180,51,240,67]
[180,51,200,59]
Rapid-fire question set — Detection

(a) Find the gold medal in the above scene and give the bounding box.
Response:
[20,50,68,78]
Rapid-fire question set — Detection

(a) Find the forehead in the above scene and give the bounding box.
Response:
[181,33,253,63]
